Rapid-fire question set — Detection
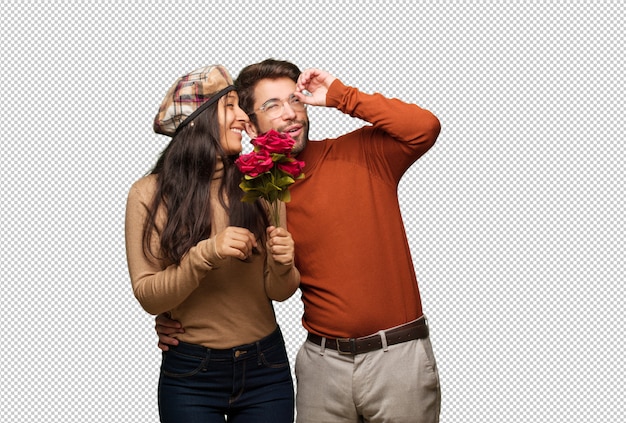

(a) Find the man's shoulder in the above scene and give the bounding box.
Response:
[315,126,373,147]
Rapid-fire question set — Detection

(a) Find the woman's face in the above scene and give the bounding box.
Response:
[218,91,249,155]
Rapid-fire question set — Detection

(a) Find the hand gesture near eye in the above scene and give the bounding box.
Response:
[294,68,337,107]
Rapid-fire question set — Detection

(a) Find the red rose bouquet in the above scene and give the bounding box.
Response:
[235,130,305,226]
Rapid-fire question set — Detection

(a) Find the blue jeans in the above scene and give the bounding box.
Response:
[158,327,294,423]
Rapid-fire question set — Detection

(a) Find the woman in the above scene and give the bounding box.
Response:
[125,65,299,422]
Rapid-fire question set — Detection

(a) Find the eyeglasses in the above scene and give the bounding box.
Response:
[252,95,306,119]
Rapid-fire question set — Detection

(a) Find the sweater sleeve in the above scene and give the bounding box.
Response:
[325,79,441,180]
[124,179,226,315]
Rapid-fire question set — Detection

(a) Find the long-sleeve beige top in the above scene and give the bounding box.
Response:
[125,166,300,349]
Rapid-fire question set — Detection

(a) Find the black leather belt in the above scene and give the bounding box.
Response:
[307,317,429,355]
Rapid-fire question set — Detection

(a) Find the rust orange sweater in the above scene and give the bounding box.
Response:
[286,80,440,338]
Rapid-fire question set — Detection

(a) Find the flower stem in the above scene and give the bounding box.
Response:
[272,200,281,227]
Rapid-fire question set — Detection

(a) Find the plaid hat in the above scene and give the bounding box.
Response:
[153,65,235,136]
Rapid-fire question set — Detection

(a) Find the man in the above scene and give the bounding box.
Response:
[156,59,441,422]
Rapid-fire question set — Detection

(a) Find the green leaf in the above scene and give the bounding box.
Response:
[275,175,295,187]
[278,189,291,202]
[241,191,261,203]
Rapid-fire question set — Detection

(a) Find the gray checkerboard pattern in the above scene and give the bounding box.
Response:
[1,1,623,422]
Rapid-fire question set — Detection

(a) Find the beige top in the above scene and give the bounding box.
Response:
[125,166,300,348]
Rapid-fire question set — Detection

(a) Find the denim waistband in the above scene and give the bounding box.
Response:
[170,326,284,360]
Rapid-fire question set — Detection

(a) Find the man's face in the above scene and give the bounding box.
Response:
[248,77,309,156]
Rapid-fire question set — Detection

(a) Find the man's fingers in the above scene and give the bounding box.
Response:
[156,324,183,336]
[155,313,180,328]
[158,333,180,345]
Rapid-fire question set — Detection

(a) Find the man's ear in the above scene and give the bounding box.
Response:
[245,122,259,139]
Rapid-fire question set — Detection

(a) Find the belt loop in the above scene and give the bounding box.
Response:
[319,337,326,356]
[202,348,211,371]
[256,341,262,365]
[378,330,389,352]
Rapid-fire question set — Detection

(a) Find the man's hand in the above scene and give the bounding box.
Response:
[266,226,295,266]
[294,68,337,107]
[155,313,183,351]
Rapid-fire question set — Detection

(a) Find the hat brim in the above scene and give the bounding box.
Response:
[175,85,236,134]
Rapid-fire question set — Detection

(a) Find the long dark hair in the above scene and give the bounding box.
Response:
[143,98,268,265]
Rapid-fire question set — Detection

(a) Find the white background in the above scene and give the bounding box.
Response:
[1,1,623,421]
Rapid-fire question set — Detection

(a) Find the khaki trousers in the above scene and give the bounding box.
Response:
[295,335,440,423]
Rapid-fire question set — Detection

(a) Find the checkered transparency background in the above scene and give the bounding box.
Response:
[1,1,623,422]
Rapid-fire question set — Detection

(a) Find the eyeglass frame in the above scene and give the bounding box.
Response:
[250,94,307,120]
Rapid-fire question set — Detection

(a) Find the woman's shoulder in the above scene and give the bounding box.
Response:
[128,174,158,202]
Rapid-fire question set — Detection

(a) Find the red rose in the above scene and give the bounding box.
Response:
[252,129,295,154]
[277,158,305,178]
[235,150,274,177]
[236,129,305,225]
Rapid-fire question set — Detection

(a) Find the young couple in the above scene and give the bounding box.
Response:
[126,59,441,423]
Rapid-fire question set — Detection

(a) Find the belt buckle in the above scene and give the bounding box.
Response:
[336,338,356,355]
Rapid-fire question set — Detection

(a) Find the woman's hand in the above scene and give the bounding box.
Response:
[214,226,258,261]
[266,226,295,265]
